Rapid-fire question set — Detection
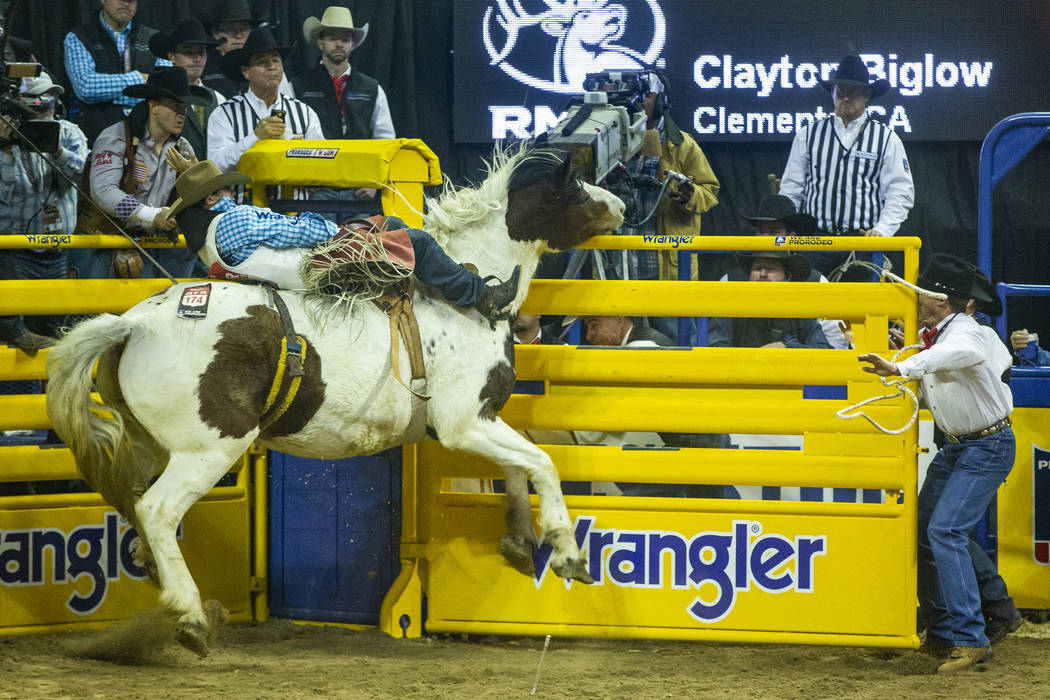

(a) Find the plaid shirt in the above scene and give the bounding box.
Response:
[0,120,88,236]
[607,154,660,280]
[215,205,338,265]
[63,14,171,111]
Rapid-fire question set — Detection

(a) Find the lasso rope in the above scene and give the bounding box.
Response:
[834,260,947,434]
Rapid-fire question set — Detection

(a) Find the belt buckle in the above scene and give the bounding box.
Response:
[945,432,961,444]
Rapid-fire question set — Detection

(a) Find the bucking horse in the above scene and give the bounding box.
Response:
[44,145,625,657]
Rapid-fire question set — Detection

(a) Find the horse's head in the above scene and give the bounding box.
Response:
[505,147,625,250]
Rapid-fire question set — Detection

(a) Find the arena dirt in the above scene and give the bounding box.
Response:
[2,617,1049,699]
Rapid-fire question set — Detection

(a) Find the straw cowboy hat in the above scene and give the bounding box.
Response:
[736,250,812,281]
[743,194,817,235]
[303,6,369,46]
[149,19,220,59]
[123,66,211,105]
[220,28,292,83]
[819,54,890,99]
[168,160,251,219]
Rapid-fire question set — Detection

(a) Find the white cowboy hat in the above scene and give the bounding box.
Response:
[303,7,369,46]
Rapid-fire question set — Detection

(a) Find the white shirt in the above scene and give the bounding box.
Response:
[895,313,1013,436]
[207,88,325,172]
[780,111,914,237]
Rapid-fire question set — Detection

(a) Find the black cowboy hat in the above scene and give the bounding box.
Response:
[203,0,264,33]
[972,268,1003,317]
[819,55,890,99]
[220,29,292,83]
[736,250,811,282]
[918,253,983,301]
[123,66,211,106]
[149,19,220,59]
[743,194,818,235]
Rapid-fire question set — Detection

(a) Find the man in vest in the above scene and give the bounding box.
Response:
[292,7,395,141]
[779,55,914,279]
[707,251,831,349]
[63,0,171,145]
[207,29,324,173]
[201,0,294,102]
[75,67,207,280]
[149,19,224,161]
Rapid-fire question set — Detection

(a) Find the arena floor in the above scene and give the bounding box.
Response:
[2,616,1049,699]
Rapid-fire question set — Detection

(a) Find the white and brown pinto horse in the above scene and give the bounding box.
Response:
[45,146,624,656]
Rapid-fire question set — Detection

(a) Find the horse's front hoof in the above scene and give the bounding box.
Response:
[500,534,536,576]
[552,556,593,584]
[175,619,210,658]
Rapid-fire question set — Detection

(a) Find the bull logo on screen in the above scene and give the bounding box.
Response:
[482,0,667,94]
[532,517,826,623]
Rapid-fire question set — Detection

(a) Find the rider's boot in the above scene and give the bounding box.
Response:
[474,265,521,323]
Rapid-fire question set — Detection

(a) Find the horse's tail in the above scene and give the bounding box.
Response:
[46,314,134,513]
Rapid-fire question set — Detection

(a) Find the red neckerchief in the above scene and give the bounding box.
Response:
[332,74,350,115]
[922,313,959,350]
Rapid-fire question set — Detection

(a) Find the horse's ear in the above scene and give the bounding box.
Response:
[553,154,574,188]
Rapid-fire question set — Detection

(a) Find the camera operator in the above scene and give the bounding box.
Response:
[618,73,719,340]
[0,78,88,350]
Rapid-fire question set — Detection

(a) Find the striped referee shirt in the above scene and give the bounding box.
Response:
[207,89,325,172]
[780,112,914,236]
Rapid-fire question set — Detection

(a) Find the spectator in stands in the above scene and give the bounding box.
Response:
[860,253,1015,672]
[63,0,171,145]
[582,315,673,347]
[72,67,206,280]
[780,55,914,280]
[200,0,262,100]
[708,252,832,348]
[207,29,324,173]
[512,313,561,345]
[149,19,225,160]
[729,193,849,348]
[1009,329,1049,365]
[0,78,88,350]
[293,7,394,141]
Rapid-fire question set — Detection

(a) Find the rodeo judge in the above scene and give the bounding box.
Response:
[858,253,1014,672]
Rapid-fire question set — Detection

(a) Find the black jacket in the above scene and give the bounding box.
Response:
[292,63,380,140]
[180,87,221,160]
[68,19,159,145]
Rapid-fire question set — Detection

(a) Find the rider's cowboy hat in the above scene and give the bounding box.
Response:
[819,54,890,99]
[149,19,220,59]
[303,6,369,46]
[203,0,264,34]
[123,66,211,105]
[743,194,817,235]
[735,250,812,281]
[167,160,251,220]
[220,28,292,83]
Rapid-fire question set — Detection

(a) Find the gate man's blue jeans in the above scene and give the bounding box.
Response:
[918,427,1015,647]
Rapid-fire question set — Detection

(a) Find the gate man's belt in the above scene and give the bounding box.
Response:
[945,417,1012,443]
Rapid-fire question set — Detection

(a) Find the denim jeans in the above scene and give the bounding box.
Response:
[918,427,1015,647]
[0,249,68,339]
[386,216,482,308]
[68,247,201,280]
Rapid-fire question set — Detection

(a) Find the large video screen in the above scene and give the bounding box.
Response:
[453,0,1050,143]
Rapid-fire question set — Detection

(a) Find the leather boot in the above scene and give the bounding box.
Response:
[474,265,521,323]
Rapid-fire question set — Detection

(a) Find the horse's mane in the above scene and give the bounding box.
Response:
[423,143,569,246]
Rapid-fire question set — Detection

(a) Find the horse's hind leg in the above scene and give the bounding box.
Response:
[134,442,250,657]
[500,467,540,576]
[445,419,591,583]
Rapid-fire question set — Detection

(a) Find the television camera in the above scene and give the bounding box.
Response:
[0,7,59,153]
[545,69,695,226]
